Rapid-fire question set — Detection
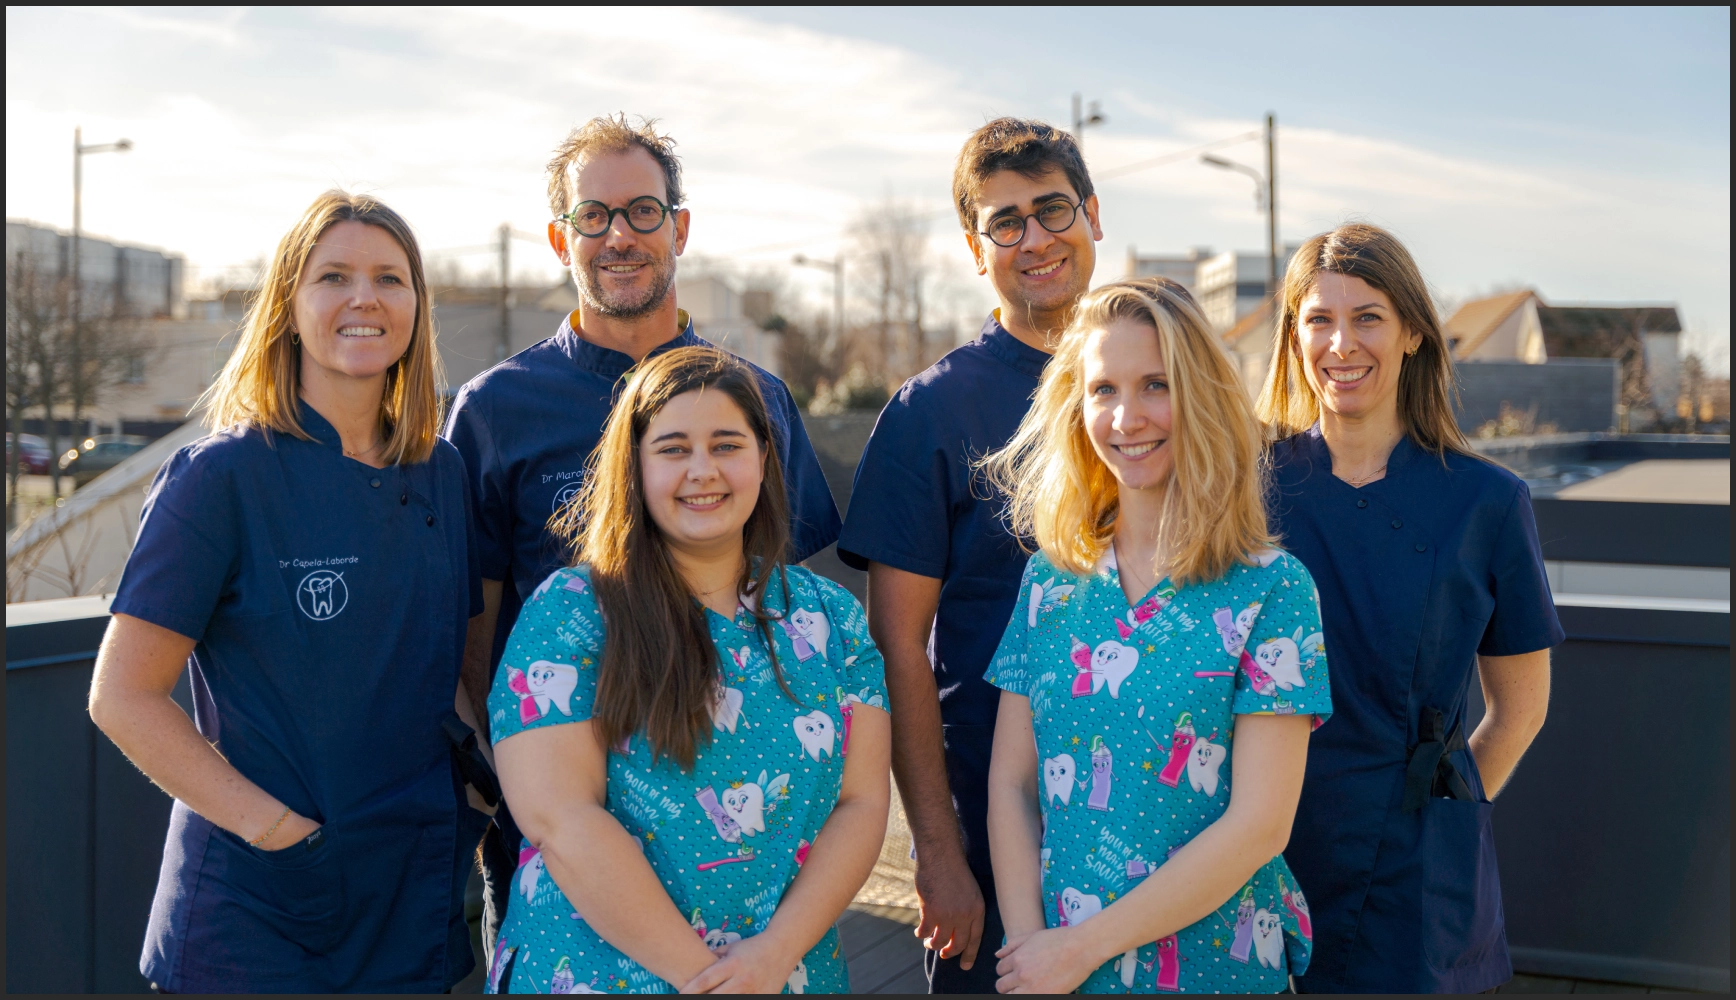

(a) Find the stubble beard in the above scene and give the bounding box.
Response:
[574,250,676,320]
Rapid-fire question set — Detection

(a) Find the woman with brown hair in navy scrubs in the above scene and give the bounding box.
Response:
[1261,223,1561,993]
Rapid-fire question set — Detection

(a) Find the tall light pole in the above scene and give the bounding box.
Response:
[1072,93,1106,148]
[63,126,131,497]
[792,253,844,355]
[1201,112,1278,297]
[496,222,512,363]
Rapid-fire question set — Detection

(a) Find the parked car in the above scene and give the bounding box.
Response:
[59,435,150,487]
[5,433,53,476]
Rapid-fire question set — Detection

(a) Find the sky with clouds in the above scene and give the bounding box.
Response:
[6,6,1729,368]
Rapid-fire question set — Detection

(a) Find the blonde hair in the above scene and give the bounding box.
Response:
[985,277,1274,585]
[546,114,684,220]
[1258,223,1473,457]
[196,190,443,465]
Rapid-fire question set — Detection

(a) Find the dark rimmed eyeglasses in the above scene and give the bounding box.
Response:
[555,195,679,238]
[978,197,1086,248]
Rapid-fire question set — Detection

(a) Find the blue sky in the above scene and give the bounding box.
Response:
[6,6,1729,367]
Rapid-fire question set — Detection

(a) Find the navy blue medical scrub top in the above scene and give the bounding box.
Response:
[837,313,1047,729]
[442,311,840,671]
[1269,427,1563,994]
[111,404,486,992]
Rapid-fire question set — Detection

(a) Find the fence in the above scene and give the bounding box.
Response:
[5,491,1728,992]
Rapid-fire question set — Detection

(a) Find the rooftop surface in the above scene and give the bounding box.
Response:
[1555,459,1729,504]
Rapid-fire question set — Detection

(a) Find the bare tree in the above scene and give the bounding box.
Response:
[850,198,944,385]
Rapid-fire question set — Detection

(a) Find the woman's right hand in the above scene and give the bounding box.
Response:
[256,811,321,851]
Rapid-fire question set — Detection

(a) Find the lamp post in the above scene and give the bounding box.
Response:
[61,126,132,497]
[1072,93,1106,148]
[1201,112,1278,297]
[792,253,845,355]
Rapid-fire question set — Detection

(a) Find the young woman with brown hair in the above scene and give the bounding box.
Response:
[87,191,488,991]
[981,278,1331,993]
[1261,224,1559,993]
[485,346,890,994]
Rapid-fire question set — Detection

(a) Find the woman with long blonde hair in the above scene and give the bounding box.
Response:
[88,191,491,991]
[981,277,1331,993]
[1259,224,1558,993]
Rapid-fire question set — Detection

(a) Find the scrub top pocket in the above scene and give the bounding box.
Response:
[210,815,346,953]
[1420,798,1504,973]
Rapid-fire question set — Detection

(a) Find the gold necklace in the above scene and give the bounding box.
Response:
[1341,465,1387,488]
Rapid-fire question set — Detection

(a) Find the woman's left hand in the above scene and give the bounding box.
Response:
[678,933,799,994]
[994,925,1099,994]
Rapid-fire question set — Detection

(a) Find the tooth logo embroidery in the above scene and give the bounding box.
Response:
[551,481,584,515]
[296,570,348,621]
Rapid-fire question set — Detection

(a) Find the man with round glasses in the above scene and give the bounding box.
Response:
[838,117,1102,993]
[441,114,841,961]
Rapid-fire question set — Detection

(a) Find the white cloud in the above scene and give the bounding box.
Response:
[6,6,1726,366]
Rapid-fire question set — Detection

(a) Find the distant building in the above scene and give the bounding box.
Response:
[674,274,783,378]
[5,219,186,320]
[1125,246,1214,294]
[1194,246,1300,333]
[1447,291,1683,426]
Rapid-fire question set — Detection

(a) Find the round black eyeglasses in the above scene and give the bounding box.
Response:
[556,195,677,238]
[978,198,1085,248]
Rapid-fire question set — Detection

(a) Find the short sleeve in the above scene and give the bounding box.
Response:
[813,574,887,711]
[769,384,843,564]
[488,568,604,745]
[110,442,238,642]
[1479,486,1566,657]
[985,557,1041,697]
[442,384,513,583]
[835,394,951,576]
[1231,555,1333,722]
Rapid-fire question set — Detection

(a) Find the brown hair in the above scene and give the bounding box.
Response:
[1257,223,1474,457]
[951,117,1094,233]
[984,278,1275,585]
[546,114,685,220]
[553,347,794,768]
[196,190,443,465]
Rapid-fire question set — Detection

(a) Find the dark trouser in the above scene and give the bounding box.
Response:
[477,803,524,967]
[928,722,1004,995]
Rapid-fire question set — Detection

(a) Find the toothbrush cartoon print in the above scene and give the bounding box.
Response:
[1279,873,1313,941]
[1140,707,1197,788]
[1086,736,1114,811]
[1229,886,1257,963]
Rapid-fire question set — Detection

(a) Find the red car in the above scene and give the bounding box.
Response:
[5,433,53,475]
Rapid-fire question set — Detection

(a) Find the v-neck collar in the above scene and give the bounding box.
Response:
[978,311,1051,379]
[1097,542,1179,617]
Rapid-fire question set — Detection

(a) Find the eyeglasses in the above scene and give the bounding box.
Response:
[978,198,1085,248]
[556,195,677,238]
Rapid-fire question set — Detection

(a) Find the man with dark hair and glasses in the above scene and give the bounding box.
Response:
[441,113,840,964]
[837,117,1102,993]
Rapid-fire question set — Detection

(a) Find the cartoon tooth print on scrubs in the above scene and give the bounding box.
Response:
[1028,577,1075,627]
[792,710,835,760]
[296,569,349,620]
[986,547,1332,992]
[780,607,830,661]
[505,660,578,724]
[1043,753,1079,807]
[486,564,882,994]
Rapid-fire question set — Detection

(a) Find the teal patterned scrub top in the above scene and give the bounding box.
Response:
[485,565,887,995]
[987,546,1332,994]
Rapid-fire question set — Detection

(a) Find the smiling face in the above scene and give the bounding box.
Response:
[1295,273,1421,423]
[1082,318,1174,492]
[551,147,689,319]
[639,387,764,556]
[292,220,416,384]
[969,166,1100,330]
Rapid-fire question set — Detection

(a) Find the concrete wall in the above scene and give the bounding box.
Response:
[1456,358,1619,433]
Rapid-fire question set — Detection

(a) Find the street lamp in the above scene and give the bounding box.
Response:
[1072,93,1106,148]
[60,126,132,497]
[792,253,845,353]
[1201,112,1278,297]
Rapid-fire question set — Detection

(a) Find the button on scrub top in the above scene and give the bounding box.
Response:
[484,566,886,995]
[1269,428,1563,994]
[988,546,1332,993]
[111,405,486,992]
[443,312,840,669]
